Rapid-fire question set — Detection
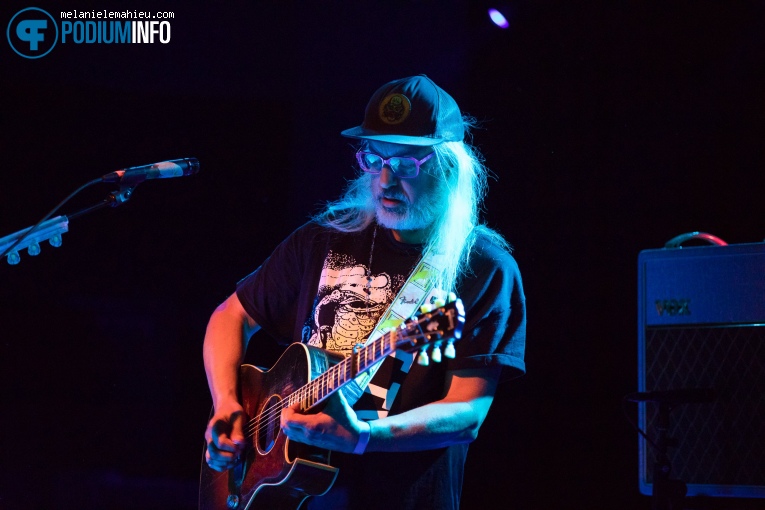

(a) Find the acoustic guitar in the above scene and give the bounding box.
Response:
[199,298,465,510]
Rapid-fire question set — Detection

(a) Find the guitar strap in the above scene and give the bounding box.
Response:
[343,249,447,417]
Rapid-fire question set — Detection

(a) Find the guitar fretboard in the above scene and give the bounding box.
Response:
[279,300,461,413]
[286,328,403,411]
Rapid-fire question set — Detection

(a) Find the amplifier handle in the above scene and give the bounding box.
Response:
[664,231,728,248]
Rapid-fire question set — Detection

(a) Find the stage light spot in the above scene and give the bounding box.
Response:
[488,8,509,29]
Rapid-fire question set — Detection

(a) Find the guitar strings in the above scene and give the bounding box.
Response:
[245,329,389,437]
[241,313,437,442]
[245,352,362,437]
[244,328,437,441]
[242,358,354,439]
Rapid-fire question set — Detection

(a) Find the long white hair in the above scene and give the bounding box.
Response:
[313,122,510,293]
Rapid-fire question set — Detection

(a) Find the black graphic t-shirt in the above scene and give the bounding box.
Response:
[300,232,412,355]
[235,221,526,510]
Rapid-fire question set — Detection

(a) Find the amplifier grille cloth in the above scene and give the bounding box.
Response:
[644,325,765,485]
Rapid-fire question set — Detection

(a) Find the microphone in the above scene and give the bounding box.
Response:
[101,158,200,183]
[627,388,715,405]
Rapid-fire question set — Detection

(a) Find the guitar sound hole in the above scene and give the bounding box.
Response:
[256,394,282,455]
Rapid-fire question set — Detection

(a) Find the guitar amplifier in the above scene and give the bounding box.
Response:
[637,241,765,498]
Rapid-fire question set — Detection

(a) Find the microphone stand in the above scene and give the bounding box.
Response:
[651,402,687,510]
[627,388,713,510]
[1,180,140,265]
[2,157,199,264]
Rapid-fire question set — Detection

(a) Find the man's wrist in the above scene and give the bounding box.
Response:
[353,420,371,455]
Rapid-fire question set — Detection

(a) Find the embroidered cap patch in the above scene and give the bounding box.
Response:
[378,93,411,125]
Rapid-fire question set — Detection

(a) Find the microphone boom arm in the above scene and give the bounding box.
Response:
[1,157,199,265]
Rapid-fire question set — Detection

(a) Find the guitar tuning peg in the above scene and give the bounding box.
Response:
[419,303,434,314]
[433,298,446,308]
[417,348,430,366]
[28,242,41,256]
[447,292,457,303]
[431,343,442,363]
[444,340,456,359]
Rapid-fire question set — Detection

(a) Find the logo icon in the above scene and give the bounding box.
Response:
[7,7,58,59]
[379,94,411,125]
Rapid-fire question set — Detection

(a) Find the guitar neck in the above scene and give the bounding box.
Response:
[286,329,401,412]
[285,299,463,412]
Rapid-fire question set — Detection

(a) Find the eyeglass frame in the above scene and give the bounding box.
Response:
[355,150,435,179]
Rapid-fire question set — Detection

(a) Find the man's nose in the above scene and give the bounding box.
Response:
[379,165,399,188]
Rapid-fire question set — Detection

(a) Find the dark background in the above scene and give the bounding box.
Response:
[1,1,763,509]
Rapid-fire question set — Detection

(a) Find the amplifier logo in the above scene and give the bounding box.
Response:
[655,299,691,317]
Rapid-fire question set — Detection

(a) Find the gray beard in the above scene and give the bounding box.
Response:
[373,188,446,233]
[352,171,448,234]
[375,201,431,232]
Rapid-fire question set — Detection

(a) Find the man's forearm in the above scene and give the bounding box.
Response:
[362,367,502,453]
[365,395,494,452]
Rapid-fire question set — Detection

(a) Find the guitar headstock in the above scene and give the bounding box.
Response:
[394,295,465,366]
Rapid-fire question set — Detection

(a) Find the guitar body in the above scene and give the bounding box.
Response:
[199,343,344,510]
[199,299,465,509]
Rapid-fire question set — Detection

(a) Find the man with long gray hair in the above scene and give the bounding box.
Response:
[202,75,526,510]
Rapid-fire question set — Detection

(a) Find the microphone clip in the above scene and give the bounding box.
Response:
[109,184,137,206]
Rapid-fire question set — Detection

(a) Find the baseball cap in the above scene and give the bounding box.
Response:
[341,75,464,146]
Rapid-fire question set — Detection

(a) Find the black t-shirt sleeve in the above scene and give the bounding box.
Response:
[235,222,324,343]
[446,239,527,379]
